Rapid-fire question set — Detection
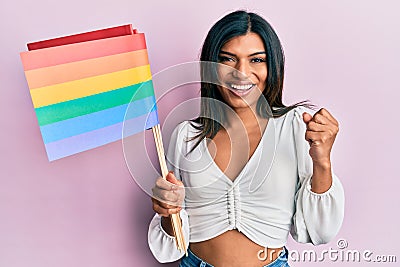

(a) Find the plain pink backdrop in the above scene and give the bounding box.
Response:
[1,0,399,266]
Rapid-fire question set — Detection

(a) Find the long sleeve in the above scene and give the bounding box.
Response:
[148,209,190,263]
[147,122,190,263]
[290,107,345,245]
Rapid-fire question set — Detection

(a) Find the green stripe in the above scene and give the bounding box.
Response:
[35,80,155,126]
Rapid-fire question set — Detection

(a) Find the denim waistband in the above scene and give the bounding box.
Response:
[179,248,214,267]
[179,247,289,267]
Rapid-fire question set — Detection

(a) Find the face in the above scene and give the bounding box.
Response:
[217,32,267,110]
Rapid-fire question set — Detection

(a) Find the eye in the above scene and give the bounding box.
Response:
[218,56,235,62]
[251,57,266,63]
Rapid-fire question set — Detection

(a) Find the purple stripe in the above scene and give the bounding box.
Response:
[45,110,158,161]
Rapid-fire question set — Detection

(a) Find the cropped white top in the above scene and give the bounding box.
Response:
[148,106,345,263]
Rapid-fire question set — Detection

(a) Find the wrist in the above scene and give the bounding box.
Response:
[311,159,332,194]
[312,158,331,170]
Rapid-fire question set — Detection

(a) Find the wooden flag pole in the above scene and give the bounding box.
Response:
[152,124,187,255]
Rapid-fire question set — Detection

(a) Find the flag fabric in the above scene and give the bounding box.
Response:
[20,25,159,161]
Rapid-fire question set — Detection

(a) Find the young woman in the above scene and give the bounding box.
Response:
[148,10,344,267]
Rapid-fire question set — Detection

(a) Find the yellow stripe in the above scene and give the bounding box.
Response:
[30,65,152,108]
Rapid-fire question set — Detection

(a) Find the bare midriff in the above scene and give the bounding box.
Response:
[189,229,284,267]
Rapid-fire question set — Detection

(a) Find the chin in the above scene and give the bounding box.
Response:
[219,86,261,110]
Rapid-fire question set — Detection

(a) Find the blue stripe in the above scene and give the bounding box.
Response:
[40,95,157,144]
[45,110,159,161]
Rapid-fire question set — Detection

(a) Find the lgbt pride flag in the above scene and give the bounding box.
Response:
[20,25,159,161]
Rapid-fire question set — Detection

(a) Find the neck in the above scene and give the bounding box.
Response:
[225,105,266,130]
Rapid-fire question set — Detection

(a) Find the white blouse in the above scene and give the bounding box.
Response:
[147,106,345,263]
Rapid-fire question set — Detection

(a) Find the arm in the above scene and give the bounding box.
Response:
[290,107,345,245]
[303,108,339,193]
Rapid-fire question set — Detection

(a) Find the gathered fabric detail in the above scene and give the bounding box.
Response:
[227,185,241,230]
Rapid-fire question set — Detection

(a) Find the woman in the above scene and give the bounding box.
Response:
[148,10,344,267]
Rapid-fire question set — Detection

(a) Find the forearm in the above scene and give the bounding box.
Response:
[161,216,175,236]
[311,159,332,194]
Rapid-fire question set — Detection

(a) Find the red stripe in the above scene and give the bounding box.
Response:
[20,33,147,71]
[27,25,134,50]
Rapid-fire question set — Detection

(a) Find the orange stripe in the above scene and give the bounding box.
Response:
[20,33,146,71]
[24,49,149,89]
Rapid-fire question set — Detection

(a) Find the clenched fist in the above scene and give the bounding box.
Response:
[303,108,339,165]
[151,172,185,217]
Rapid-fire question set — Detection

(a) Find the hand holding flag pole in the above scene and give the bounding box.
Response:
[152,124,187,255]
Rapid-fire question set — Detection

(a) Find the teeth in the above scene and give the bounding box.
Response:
[230,84,253,90]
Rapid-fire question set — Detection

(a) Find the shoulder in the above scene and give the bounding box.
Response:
[288,105,317,118]
[271,105,316,125]
[169,120,202,141]
[280,106,317,123]
[287,106,315,141]
[270,106,316,139]
[167,120,203,157]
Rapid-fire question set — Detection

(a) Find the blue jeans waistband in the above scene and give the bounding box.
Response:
[179,247,289,267]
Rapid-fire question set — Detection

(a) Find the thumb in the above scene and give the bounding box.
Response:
[166,171,183,186]
[302,112,313,124]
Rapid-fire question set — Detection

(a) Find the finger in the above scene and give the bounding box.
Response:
[302,112,313,124]
[152,188,183,206]
[166,172,184,187]
[152,201,182,217]
[306,120,325,132]
[306,130,334,145]
[312,112,330,125]
[313,110,339,136]
[317,108,339,126]
[152,197,181,210]
[155,176,181,191]
[152,198,182,213]
[152,179,185,197]
[319,108,337,124]
[305,131,323,145]
[152,187,179,202]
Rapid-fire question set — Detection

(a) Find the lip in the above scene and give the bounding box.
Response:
[225,83,255,97]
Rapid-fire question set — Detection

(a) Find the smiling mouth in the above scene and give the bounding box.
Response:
[229,83,255,90]
[226,83,255,97]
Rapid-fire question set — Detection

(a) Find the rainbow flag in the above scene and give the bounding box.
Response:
[20,25,159,161]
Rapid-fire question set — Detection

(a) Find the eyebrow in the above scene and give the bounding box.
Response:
[219,50,266,57]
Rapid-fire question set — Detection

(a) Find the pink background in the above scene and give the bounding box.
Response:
[1,0,399,266]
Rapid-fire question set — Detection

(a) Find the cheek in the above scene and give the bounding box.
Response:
[255,66,268,84]
[217,64,234,82]
[257,76,267,93]
[261,71,268,84]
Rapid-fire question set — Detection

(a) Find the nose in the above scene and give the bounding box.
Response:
[233,60,250,79]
